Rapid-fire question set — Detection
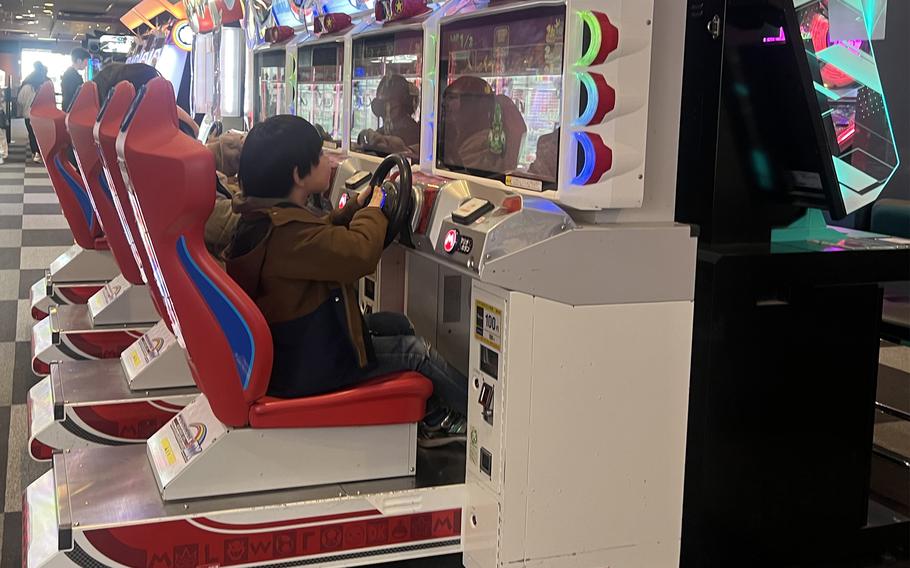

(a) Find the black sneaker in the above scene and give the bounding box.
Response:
[418,412,466,448]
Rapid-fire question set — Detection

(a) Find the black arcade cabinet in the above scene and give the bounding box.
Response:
[677,0,910,565]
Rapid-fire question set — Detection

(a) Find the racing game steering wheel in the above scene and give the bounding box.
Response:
[369,153,413,247]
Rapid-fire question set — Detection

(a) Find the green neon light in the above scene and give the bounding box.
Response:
[576,11,601,67]
[813,82,842,100]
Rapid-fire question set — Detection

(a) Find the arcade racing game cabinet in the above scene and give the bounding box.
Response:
[676,0,910,566]
[24,0,698,567]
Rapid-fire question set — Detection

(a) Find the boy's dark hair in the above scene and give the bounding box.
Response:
[239,115,323,199]
[71,47,90,63]
[93,62,160,105]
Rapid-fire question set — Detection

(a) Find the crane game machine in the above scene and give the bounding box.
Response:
[23,1,696,567]
[289,0,374,149]
[188,0,247,133]
[675,0,910,565]
[247,0,299,121]
[192,26,246,135]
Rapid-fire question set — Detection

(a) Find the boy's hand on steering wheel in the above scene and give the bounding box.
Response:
[367,186,385,209]
[356,187,371,207]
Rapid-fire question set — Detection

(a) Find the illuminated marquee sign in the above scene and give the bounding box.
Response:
[172,19,195,50]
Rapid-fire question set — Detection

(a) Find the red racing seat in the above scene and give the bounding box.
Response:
[66,82,144,285]
[28,82,104,250]
[95,81,170,327]
[118,78,432,429]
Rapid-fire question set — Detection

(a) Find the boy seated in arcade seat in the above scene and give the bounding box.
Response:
[226,115,467,447]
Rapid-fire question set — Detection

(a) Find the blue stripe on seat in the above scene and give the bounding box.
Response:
[176,236,255,389]
[53,155,95,231]
[98,172,114,202]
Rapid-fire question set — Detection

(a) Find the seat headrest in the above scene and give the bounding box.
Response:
[117,77,274,427]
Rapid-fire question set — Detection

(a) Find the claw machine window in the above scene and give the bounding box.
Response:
[297,41,345,148]
[256,50,287,123]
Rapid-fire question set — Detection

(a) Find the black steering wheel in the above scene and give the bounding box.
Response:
[369,153,413,247]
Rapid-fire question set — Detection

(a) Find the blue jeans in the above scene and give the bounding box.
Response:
[365,313,467,415]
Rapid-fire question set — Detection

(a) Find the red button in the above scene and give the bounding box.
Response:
[443,229,460,254]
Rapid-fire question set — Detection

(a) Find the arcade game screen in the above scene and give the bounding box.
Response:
[257,50,287,122]
[796,0,898,202]
[350,30,423,160]
[436,5,565,188]
[298,42,345,148]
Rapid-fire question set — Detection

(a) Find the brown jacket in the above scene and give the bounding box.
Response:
[225,195,388,398]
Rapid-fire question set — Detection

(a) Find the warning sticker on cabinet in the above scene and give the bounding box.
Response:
[474,301,502,351]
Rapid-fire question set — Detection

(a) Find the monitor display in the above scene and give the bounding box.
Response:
[436,5,565,189]
[100,35,135,55]
[350,30,423,160]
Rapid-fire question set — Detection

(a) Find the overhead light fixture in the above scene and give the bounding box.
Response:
[44,2,54,5]
[42,9,51,13]
[14,14,21,18]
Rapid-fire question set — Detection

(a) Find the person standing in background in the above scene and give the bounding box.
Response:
[61,48,90,111]
[17,61,50,163]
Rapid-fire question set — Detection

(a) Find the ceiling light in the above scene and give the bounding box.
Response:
[44,2,54,5]
[14,14,21,18]
[42,9,51,13]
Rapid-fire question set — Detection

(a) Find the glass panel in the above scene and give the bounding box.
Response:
[436,5,566,188]
[297,43,345,147]
[350,30,424,160]
[257,51,286,122]
[796,0,899,212]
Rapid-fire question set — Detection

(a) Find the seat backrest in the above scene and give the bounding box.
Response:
[95,82,170,327]
[66,83,143,285]
[28,81,103,249]
[117,78,274,428]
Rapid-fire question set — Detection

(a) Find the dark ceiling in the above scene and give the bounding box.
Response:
[0,0,134,40]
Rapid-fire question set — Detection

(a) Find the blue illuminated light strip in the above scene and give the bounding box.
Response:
[54,155,95,231]
[176,236,256,389]
[572,132,596,185]
[575,73,599,127]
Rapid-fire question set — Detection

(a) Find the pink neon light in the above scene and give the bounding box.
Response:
[837,125,856,146]
[763,27,786,43]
